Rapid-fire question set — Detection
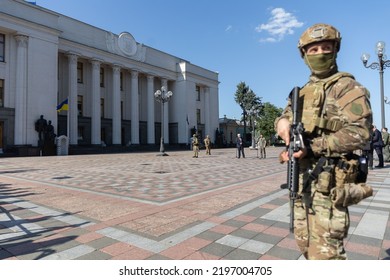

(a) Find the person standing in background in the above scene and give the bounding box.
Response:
[382,127,389,162]
[257,134,267,159]
[204,135,211,155]
[372,125,384,168]
[236,133,245,158]
[192,134,199,158]
[362,128,374,170]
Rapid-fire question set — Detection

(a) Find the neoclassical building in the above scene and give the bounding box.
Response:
[0,0,219,153]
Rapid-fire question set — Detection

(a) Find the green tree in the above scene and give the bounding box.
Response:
[234,82,261,112]
[234,82,263,142]
[256,102,283,144]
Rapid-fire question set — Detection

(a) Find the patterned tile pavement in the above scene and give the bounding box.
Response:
[0,147,389,260]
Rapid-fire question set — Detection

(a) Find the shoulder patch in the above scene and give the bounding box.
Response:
[351,102,363,116]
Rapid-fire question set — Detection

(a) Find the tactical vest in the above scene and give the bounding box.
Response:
[299,72,354,138]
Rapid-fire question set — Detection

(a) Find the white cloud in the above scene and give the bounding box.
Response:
[225,25,232,32]
[256,8,303,42]
[260,37,277,43]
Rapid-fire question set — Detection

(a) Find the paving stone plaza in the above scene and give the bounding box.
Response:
[0,147,389,260]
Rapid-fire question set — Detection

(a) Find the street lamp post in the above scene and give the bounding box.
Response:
[247,108,259,149]
[154,86,173,156]
[361,41,390,129]
[239,102,247,144]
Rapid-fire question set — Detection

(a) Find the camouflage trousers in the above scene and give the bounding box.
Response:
[293,190,350,260]
[193,145,199,157]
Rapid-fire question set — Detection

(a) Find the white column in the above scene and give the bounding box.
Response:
[162,79,169,144]
[14,35,28,145]
[147,75,155,144]
[130,70,139,144]
[204,87,211,138]
[67,53,78,145]
[91,59,101,145]
[112,65,121,145]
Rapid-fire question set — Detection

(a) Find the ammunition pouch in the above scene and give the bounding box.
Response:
[334,155,358,188]
[330,154,373,207]
[310,154,373,206]
[316,165,333,194]
[331,183,373,208]
[307,156,335,195]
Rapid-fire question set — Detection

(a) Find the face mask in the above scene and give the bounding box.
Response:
[304,53,337,77]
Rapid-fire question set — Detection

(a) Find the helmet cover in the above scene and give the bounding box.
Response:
[298,23,341,56]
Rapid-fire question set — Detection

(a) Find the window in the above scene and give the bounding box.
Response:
[100,67,105,87]
[101,98,105,118]
[196,109,201,124]
[77,62,83,83]
[0,79,4,107]
[0,34,4,62]
[196,86,200,101]
[77,95,83,116]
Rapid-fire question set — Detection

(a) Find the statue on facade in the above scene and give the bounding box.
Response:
[45,120,56,142]
[43,120,56,156]
[35,115,47,147]
[35,115,56,155]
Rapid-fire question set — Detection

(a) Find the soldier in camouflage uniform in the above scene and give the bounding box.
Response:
[275,23,373,260]
[204,135,211,155]
[257,134,267,159]
[192,134,199,158]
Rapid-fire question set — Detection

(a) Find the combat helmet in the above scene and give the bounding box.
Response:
[298,23,341,57]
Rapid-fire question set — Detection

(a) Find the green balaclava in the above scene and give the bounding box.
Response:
[303,45,338,79]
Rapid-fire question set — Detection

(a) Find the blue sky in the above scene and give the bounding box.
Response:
[35,0,390,127]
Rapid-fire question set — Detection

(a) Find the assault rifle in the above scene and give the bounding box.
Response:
[280,86,305,233]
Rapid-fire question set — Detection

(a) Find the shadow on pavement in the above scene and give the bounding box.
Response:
[0,182,88,260]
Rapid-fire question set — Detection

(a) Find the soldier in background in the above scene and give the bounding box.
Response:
[192,134,199,158]
[275,23,372,259]
[204,135,211,155]
[257,134,267,159]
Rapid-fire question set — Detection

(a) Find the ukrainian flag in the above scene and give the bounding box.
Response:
[56,98,69,112]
